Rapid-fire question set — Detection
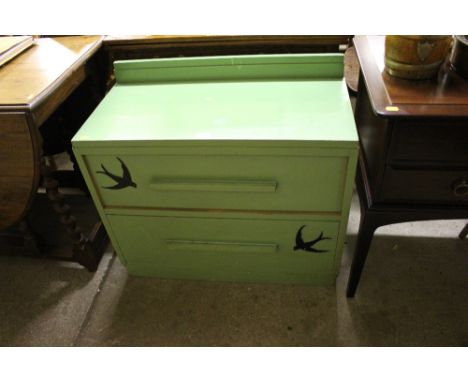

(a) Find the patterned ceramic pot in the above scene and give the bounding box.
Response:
[385,35,453,80]
[449,35,468,80]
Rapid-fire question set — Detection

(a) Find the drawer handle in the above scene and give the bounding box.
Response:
[165,239,278,254]
[150,179,277,193]
[97,157,137,190]
[293,225,331,253]
[452,178,468,197]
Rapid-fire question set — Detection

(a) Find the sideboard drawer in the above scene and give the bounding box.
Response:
[85,153,348,213]
[107,214,340,284]
[379,167,468,204]
[389,121,468,165]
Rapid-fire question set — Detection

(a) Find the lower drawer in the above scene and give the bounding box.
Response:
[107,214,340,284]
[379,167,468,205]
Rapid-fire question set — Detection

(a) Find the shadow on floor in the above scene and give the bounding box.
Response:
[0,193,113,346]
[0,256,100,346]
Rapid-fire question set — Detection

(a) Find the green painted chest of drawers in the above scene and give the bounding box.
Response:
[72,54,358,285]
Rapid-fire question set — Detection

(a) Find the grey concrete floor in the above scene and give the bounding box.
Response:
[1,192,467,346]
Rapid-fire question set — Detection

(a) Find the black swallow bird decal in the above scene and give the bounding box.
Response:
[97,157,137,190]
[293,225,331,253]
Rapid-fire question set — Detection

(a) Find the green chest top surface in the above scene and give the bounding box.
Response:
[72,54,358,285]
[73,54,357,147]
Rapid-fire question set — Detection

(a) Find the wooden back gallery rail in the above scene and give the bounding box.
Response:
[102,35,350,88]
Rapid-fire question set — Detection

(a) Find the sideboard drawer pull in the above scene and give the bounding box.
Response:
[150,179,277,193]
[452,178,468,197]
[165,239,278,254]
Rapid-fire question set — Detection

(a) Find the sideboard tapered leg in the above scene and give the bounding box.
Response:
[346,211,379,298]
[459,223,468,240]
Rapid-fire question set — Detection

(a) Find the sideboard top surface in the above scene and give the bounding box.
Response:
[355,35,468,118]
[73,54,358,147]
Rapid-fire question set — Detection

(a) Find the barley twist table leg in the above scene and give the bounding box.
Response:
[40,156,99,271]
[18,219,42,255]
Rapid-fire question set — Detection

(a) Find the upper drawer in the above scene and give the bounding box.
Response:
[389,120,468,166]
[83,152,349,213]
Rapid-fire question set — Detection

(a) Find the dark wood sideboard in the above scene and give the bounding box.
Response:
[347,35,468,297]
